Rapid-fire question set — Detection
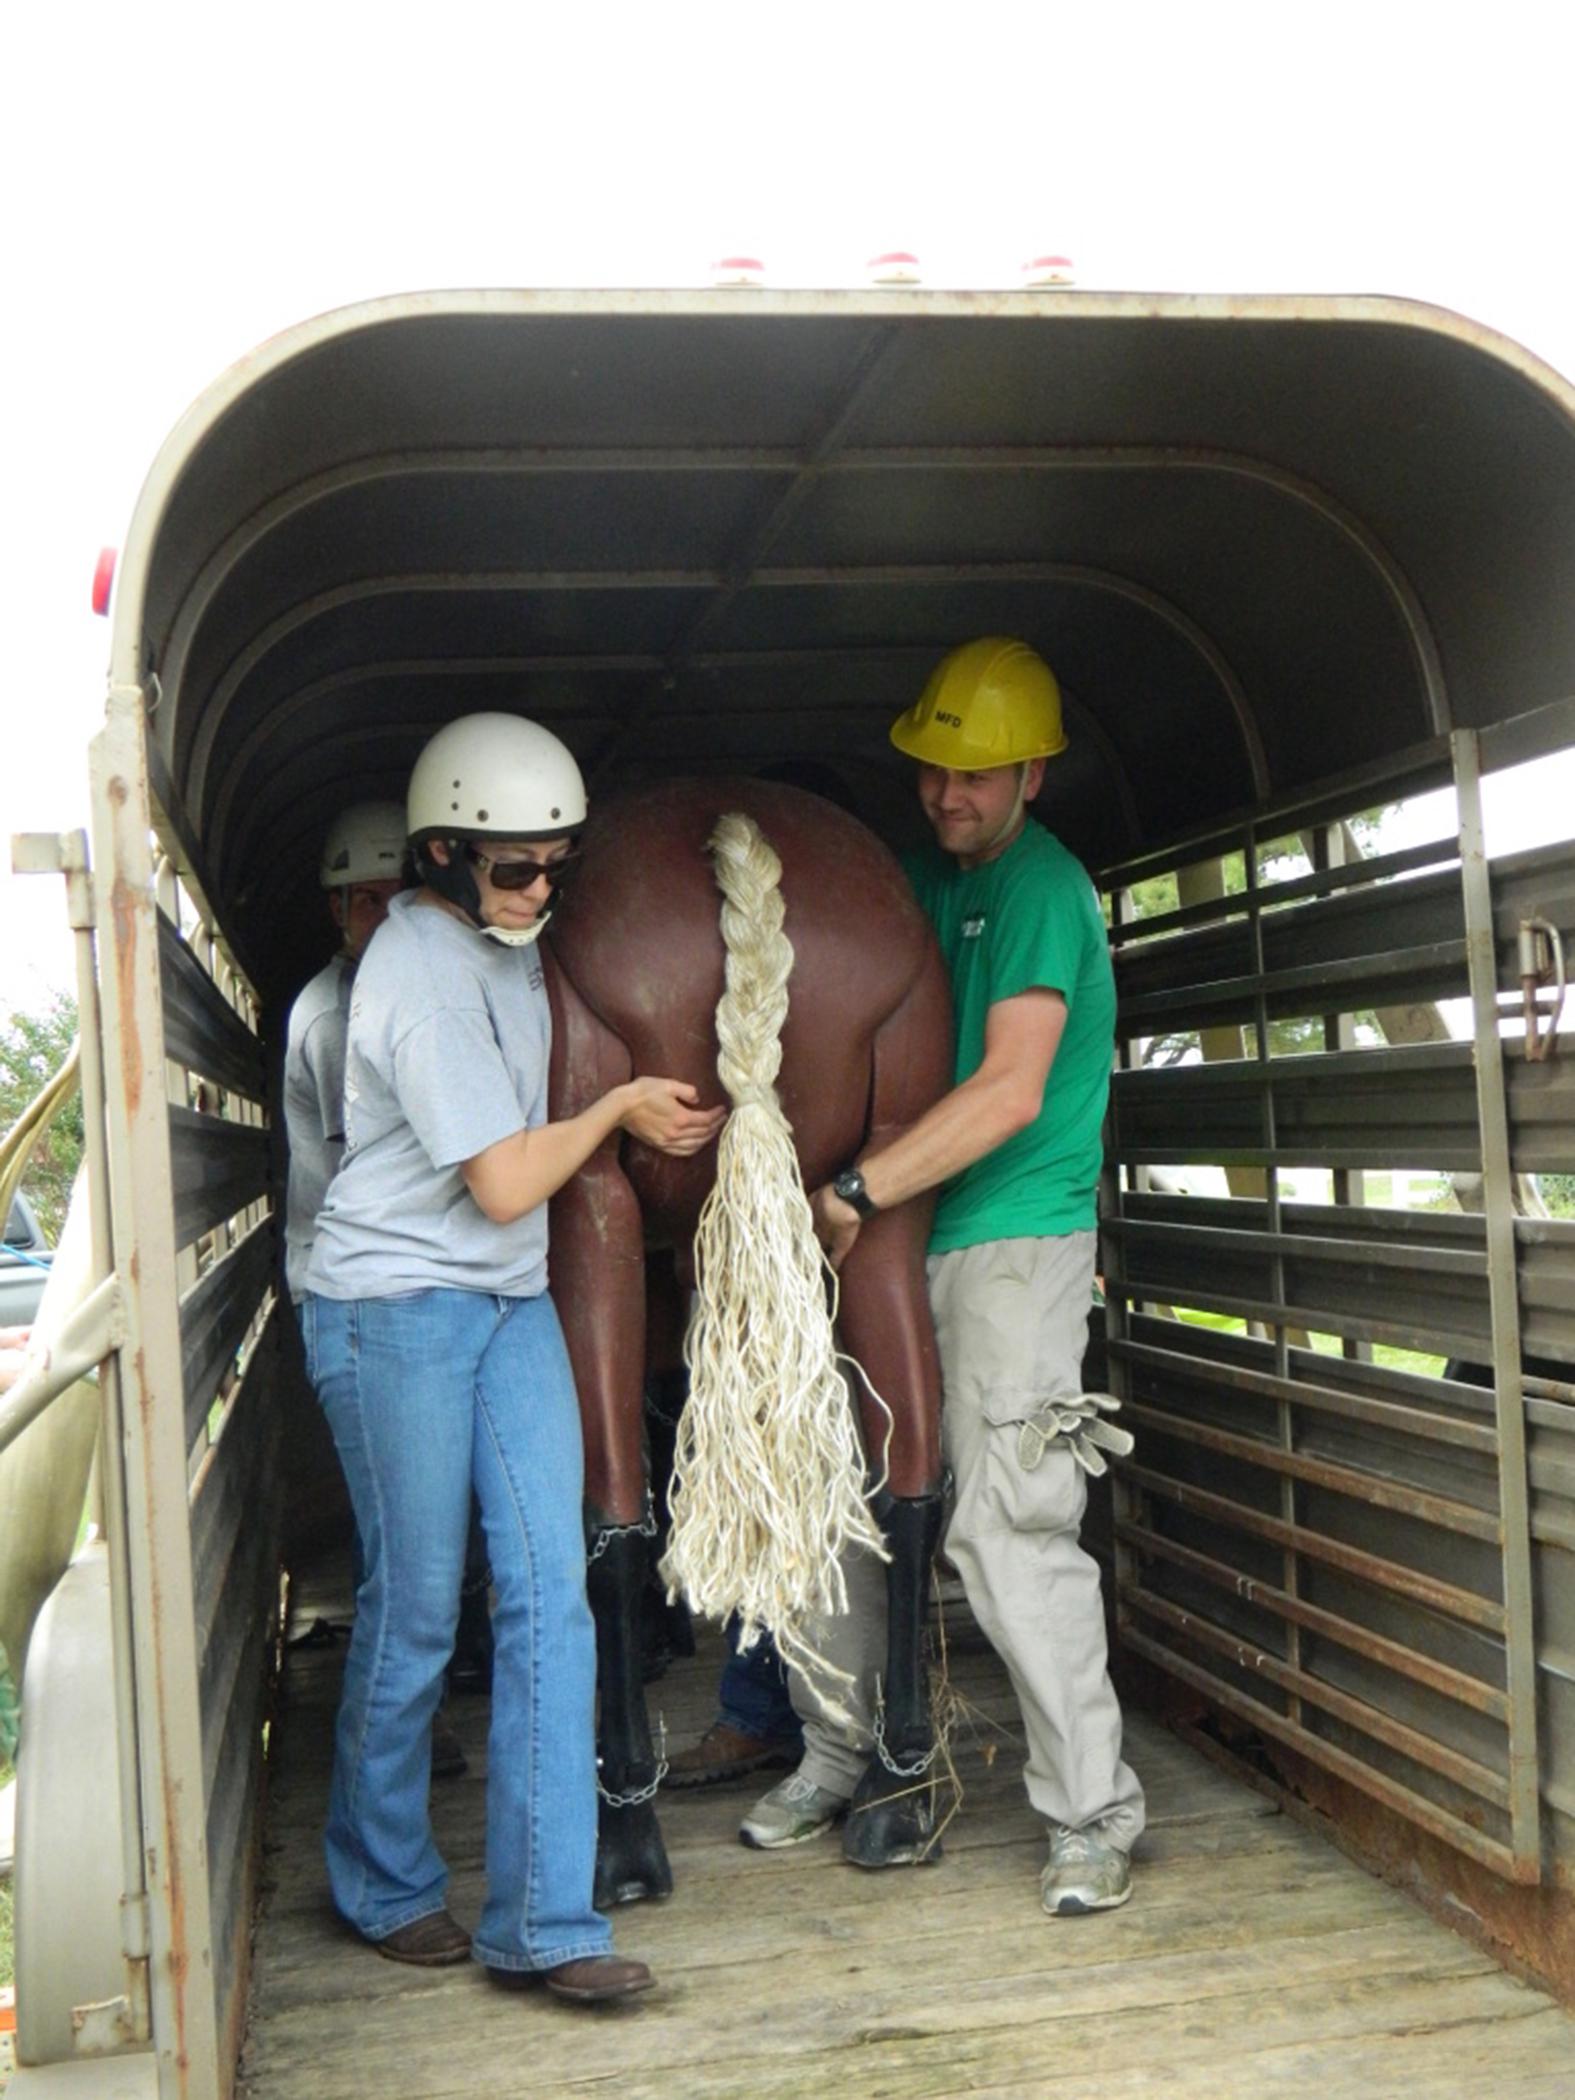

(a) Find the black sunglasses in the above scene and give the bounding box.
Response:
[463,845,581,891]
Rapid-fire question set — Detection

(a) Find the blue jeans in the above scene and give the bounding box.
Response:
[719,1617,802,1744]
[302,1288,610,1969]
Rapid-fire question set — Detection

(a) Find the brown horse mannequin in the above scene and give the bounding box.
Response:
[546,779,952,1904]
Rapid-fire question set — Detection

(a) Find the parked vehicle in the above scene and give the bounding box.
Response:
[0,1194,52,1330]
[6,286,1575,2097]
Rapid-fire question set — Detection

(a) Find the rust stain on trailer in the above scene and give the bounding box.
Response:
[135,1327,196,2083]
[108,773,145,1117]
[1270,1742,1575,2001]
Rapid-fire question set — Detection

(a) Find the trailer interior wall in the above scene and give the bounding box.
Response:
[23,291,1575,2094]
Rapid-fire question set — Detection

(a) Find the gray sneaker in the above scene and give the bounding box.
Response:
[1040,1828,1132,1915]
[739,1772,850,1850]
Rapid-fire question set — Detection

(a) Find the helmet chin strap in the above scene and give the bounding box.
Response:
[481,915,548,948]
[416,841,555,948]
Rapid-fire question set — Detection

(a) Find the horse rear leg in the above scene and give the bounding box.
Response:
[835,948,952,1866]
[546,958,672,1904]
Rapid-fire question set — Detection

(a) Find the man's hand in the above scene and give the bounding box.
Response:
[809,1183,863,1271]
[620,1078,728,1157]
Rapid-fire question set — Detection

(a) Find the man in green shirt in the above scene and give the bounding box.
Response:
[741,638,1145,1915]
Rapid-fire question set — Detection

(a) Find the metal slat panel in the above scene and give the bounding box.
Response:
[1115,864,1465,1010]
[1507,1046,1575,1173]
[1118,1520,1507,1718]
[1108,1215,1490,1344]
[1121,1310,1498,1429]
[179,1223,275,1447]
[1516,1221,1575,1369]
[1111,1042,1480,1168]
[1125,1463,1505,1631]
[190,1356,275,1646]
[190,1336,282,2093]
[1109,1337,1498,1455]
[1124,1402,1501,1541]
[1110,836,1461,948]
[158,915,266,1101]
[1491,839,1575,993]
[1119,940,1469,1035]
[1126,1588,1510,1805]
[169,1104,271,1248]
[1119,1627,1527,1879]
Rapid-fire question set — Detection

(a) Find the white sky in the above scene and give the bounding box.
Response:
[4,0,1575,1011]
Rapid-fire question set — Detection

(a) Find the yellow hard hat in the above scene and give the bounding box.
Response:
[889,638,1067,769]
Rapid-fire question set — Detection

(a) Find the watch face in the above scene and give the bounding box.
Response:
[835,1169,871,1214]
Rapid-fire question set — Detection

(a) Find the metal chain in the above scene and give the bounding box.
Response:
[596,1717,669,1807]
[586,1507,659,1564]
[873,1701,936,1779]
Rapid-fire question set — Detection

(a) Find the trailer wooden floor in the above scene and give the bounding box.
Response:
[240,1571,1575,2100]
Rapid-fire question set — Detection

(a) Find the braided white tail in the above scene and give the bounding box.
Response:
[660,813,887,1711]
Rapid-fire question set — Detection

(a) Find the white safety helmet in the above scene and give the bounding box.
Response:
[319,801,408,889]
[407,713,587,846]
[407,713,587,946]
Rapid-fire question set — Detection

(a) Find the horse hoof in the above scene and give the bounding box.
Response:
[841,1758,942,1869]
[595,1800,674,1906]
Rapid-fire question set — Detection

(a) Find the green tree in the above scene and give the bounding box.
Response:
[1,991,83,1242]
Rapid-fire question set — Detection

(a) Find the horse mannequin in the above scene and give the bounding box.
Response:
[546,778,952,1904]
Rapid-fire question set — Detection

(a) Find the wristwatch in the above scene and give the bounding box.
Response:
[831,1165,878,1219]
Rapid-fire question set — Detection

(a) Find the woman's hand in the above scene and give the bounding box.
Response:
[620,1079,727,1157]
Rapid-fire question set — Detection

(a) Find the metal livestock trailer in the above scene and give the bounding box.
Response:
[7,287,1575,2095]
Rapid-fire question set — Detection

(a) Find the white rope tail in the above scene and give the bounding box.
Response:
[661,812,888,1718]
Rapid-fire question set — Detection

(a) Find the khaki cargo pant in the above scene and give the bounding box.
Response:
[790,1229,1146,1849]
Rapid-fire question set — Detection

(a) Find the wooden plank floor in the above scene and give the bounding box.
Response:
[240,1570,1575,2099]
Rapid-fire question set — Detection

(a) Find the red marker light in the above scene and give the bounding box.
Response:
[868,250,922,285]
[92,546,117,616]
[1022,255,1075,288]
[711,256,765,287]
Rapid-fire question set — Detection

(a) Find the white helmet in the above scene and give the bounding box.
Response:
[407,714,587,946]
[319,801,407,888]
[407,713,587,845]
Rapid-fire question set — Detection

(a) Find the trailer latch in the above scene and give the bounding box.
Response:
[1518,917,1566,1062]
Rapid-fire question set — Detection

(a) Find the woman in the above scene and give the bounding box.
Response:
[301,713,723,2004]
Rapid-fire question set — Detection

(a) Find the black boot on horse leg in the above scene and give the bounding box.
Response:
[586,1520,673,1906]
[843,1487,946,1868]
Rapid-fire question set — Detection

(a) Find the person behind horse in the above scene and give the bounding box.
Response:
[299,713,723,2001]
[283,800,485,1777]
[743,638,1147,1916]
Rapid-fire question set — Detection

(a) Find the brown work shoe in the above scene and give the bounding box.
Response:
[543,1955,655,2004]
[373,1910,471,1966]
[665,1721,801,1790]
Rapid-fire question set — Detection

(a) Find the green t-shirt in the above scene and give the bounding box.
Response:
[905,822,1115,1251]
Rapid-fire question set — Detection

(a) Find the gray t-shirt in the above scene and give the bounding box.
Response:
[303,890,552,1300]
[282,953,354,1303]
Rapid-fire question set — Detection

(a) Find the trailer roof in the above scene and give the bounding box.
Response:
[108,289,1575,999]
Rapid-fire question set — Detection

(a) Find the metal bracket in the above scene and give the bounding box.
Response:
[72,1990,140,2056]
[11,829,95,929]
[1518,916,1565,1061]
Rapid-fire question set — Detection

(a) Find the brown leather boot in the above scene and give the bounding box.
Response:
[488,1955,655,2003]
[665,1721,800,1790]
[373,1910,471,1966]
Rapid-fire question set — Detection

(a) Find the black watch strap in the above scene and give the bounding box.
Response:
[832,1166,878,1219]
